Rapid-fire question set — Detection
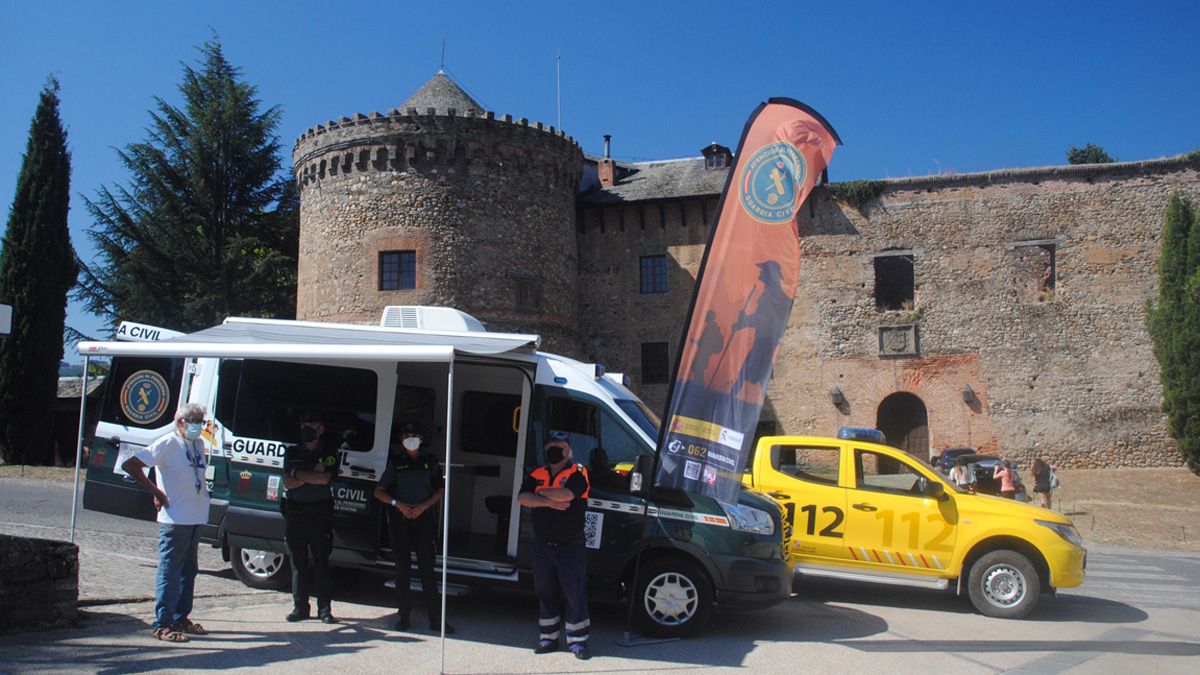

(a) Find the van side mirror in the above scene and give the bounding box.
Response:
[630,455,654,496]
[922,479,946,501]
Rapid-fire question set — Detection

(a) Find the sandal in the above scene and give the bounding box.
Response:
[152,627,189,643]
[172,619,209,635]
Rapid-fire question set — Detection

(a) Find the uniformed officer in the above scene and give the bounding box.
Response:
[517,430,592,660]
[373,424,454,633]
[281,411,337,624]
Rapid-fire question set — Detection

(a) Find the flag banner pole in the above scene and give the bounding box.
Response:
[654,98,840,504]
[70,356,91,543]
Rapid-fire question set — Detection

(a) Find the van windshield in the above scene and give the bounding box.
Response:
[615,398,660,441]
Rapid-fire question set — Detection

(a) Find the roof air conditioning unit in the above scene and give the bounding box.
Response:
[379,306,487,332]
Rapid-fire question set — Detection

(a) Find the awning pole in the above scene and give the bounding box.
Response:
[69,356,91,544]
[439,357,454,673]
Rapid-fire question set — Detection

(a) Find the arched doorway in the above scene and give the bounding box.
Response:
[876,392,929,460]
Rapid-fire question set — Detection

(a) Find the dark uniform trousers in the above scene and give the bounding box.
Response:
[533,537,589,646]
[389,508,441,621]
[284,499,334,613]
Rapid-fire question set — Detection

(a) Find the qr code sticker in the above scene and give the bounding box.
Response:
[684,460,701,480]
[584,511,603,549]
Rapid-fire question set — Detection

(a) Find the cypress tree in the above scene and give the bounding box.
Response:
[1147,193,1200,474]
[76,38,296,332]
[0,78,77,465]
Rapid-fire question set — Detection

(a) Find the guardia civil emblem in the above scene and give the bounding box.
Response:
[739,142,807,224]
[119,370,170,425]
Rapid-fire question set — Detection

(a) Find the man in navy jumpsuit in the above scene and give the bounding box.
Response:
[517,430,592,660]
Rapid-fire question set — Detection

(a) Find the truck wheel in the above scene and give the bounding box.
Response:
[967,549,1040,619]
[231,546,290,590]
[634,558,713,637]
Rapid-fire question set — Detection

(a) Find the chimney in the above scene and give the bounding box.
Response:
[599,134,615,187]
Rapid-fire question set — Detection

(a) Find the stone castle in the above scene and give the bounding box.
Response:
[294,71,1200,469]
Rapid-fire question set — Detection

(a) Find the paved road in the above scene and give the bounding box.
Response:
[1,476,1198,673]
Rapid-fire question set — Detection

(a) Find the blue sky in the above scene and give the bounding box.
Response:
[2,1,1198,357]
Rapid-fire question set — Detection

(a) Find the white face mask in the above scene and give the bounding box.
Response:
[402,437,421,452]
[184,422,203,440]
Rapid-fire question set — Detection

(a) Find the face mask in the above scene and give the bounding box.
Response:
[300,427,320,443]
[184,422,203,440]
[402,437,421,452]
[545,445,566,464]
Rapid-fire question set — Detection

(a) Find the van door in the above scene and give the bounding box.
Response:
[843,447,957,575]
[83,355,188,520]
[752,439,847,563]
[222,359,384,555]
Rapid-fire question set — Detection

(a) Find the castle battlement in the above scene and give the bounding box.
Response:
[294,107,573,151]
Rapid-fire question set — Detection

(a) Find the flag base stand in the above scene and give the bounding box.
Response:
[616,631,680,648]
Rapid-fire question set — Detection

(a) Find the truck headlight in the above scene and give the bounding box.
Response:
[720,503,775,535]
[1036,520,1084,547]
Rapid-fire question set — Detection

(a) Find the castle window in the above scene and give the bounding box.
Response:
[380,250,416,291]
[641,342,670,384]
[1006,238,1057,302]
[873,252,915,311]
[700,142,732,171]
[640,255,667,294]
[515,278,542,312]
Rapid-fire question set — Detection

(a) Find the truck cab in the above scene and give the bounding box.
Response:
[744,428,1086,618]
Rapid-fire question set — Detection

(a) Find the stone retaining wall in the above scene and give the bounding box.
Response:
[0,534,78,633]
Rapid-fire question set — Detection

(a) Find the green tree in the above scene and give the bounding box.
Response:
[1066,143,1116,165]
[77,38,297,332]
[0,78,77,465]
[1147,193,1200,474]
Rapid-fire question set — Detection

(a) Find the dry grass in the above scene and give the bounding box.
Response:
[3,464,1198,551]
[1051,467,1200,552]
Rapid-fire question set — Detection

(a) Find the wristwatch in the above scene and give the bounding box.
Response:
[390,498,397,507]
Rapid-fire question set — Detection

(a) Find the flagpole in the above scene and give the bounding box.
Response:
[69,356,91,543]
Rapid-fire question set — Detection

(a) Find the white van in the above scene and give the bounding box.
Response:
[81,307,791,636]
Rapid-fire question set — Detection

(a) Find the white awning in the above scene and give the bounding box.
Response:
[77,316,540,362]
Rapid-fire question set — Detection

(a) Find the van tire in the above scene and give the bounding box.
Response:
[634,558,713,637]
[967,549,1040,619]
[231,546,291,590]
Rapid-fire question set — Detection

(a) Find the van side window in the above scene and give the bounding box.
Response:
[214,359,242,433]
[232,360,377,452]
[99,356,186,429]
[542,396,649,490]
[855,449,925,496]
[772,445,840,486]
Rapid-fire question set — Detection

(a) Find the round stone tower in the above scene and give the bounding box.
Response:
[292,71,583,353]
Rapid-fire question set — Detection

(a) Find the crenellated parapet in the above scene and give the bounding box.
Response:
[292,107,582,193]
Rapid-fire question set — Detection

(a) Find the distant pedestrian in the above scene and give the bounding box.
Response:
[281,411,337,624]
[121,403,212,642]
[517,431,592,660]
[948,456,977,492]
[994,459,1018,499]
[1032,457,1056,509]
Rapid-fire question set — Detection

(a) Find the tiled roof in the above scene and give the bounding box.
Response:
[579,157,730,204]
[398,71,485,116]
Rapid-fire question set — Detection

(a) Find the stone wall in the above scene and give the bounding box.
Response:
[576,157,1200,469]
[0,534,78,633]
[294,109,583,354]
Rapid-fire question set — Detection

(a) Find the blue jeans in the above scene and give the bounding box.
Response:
[154,523,201,630]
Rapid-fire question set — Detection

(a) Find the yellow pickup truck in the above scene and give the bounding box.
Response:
[743,428,1085,618]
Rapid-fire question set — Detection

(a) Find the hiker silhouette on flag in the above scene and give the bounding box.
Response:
[690,310,725,386]
[727,260,790,400]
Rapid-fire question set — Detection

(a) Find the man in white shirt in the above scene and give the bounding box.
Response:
[122,402,212,642]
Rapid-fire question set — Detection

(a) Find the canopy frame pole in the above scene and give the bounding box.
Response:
[69,356,91,543]
[439,357,455,672]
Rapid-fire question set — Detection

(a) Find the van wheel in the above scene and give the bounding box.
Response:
[634,558,713,637]
[967,550,1040,619]
[231,547,290,590]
